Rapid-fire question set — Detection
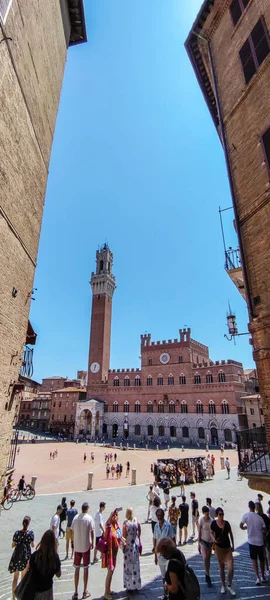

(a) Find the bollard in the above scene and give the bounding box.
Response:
[120,442,122,449]
[206,445,209,452]
[146,443,148,451]
[182,445,184,452]
[134,444,136,450]
[131,468,136,485]
[31,476,37,489]
[156,444,159,451]
[167,445,170,452]
[127,443,129,450]
[87,472,93,490]
[220,456,225,470]
[114,442,116,447]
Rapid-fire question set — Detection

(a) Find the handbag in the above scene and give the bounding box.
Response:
[96,536,107,554]
[14,569,35,600]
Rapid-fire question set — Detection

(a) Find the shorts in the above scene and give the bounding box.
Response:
[192,515,199,525]
[74,548,90,568]
[179,519,188,529]
[215,546,233,564]
[66,527,72,541]
[249,544,265,561]
[164,492,170,502]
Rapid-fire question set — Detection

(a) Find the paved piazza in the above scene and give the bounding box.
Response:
[1,444,270,600]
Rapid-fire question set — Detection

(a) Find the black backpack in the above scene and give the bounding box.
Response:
[171,556,200,600]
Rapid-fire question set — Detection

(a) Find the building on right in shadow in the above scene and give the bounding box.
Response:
[185,1,270,491]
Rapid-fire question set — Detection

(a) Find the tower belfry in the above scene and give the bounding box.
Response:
[87,244,116,390]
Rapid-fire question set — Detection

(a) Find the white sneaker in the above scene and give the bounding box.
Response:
[221,586,226,594]
[227,585,236,597]
[255,577,261,586]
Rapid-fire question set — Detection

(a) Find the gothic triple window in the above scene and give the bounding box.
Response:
[181,401,188,414]
[134,376,141,387]
[168,375,174,385]
[124,377,130,387]
[157,376,163,386]
[169,401,175,414]
[113,401,118,413]
[206,373,213,384]
[147,376,153,386]
[123,401,129,413]
[135,401,141,413]
[218,372,226,383]
[179,375,186,385]
[196,400,203,414]
[147,402,153,413]
[158,402,164,413]
[222,400,230,414]
[209,400,216,414]
[113,377,119,387]
[194,374,201,384]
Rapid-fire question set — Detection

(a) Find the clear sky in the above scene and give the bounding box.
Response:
[30,0,254,383]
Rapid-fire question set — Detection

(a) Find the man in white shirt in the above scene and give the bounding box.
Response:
[93,501,106,562]
[146,485,158,521]
[225,457,231,479]
[240,500,266,585]
[71,502,95,600]
[50,505,62,542]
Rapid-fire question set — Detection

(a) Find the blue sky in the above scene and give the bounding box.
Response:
[30,0,254,382]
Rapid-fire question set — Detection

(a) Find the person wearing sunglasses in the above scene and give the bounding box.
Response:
[210,507,236,596]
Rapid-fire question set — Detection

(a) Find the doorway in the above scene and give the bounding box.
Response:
[112,423,118,438]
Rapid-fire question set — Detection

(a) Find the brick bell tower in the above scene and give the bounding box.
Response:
[87,244,116,390]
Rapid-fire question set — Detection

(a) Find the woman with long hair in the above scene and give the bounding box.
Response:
[211,507,235,596]
[9,516,35,600]
[29,529,61,600]
[122,507,141,592]
[102,510,123,600]
[156,537,187,600]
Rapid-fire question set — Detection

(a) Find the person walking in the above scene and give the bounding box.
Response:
[71,502,94,600]
[106,464,110,479]
[8,516,35,600]
[84,453,87,463]
[29,530,61,600]
[93,502,106,562]
[198,505,213,587]
[206,498,216,520]
[156,538,187,600]
[179,470,185,495]
[126,461,130,478]
[146,485,158,522]
[153,481,161,496]
[18,475,25,499]
[211,507,235,595]
[225,457,231,479]
[102,509,123,600]
[153,509,176,599]
[59,497,67,538]
[150,496,162,537]
[122,507,142,592]
[255,502,270,572]
[65,500,78,560]
[50,506,62,544]
[163,480,171,510]
[190,492,199,538]
[168,497,180,539]
[240,500,266,585]
[178,496,189,546]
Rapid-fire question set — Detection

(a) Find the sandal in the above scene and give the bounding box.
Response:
[72,595,78,600]
[82,593,91,599]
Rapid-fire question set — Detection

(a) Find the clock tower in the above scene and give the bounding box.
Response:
[87,244,116,390]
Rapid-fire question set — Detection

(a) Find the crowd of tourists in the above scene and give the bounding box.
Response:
[8,480,270,600]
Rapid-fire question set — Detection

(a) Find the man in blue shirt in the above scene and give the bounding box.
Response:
[65,500,78,559]
[153,508,176,599]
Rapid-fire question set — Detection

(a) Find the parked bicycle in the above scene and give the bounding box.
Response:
[11,483,36,501]
[1,488,14,510]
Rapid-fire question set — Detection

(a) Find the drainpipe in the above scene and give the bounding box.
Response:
[192,32,255,320]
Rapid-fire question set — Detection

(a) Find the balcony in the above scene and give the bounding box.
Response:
[236,426,270,493]
[225,248,246,300]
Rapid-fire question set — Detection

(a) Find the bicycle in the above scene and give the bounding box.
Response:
[1,489,14,510]
[11,484,36,502]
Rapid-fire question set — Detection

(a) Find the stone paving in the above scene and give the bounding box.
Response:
[1,467,270,600]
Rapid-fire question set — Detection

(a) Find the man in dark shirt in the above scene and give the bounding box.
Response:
[18,475,25,499]
[190,492,199,538]
[65,500,78,560]
[178,495,189,545]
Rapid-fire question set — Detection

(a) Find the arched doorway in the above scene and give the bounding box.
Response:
[95,411,100,436]
[123,419,129,439]
[79,410,92,434]
[148,424,153,437]
[112,423,118,438]
[102,423,107,435]
[211,426,218,445]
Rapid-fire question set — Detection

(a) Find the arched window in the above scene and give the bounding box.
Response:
[209,400,216,414]
[148,424,154,436]
[135,401,141,413]
[147,376,153,387]
[181,401,188,414]
[182,426,189,438]
[123,401,129,413]
[218,371,226,383]
[222,400,230,414]
[170,425,176,437]
[134,376,141,387]
[198,427,205,439]
[158,425,165,437]
[157,375,163,385]
[168,375,174,385]
[135,424,141,436]
[196,400,203,414]
[113,401,118,413]
[206,373,213,384]
[194,374,201,384]
[113,377,119,387]
[158,402,164,413]
[124,376,130,387]
[179,374,186,385]
[169,401,175,414]
[99,260,104,272]
[147,401,153,413]
[224,428,232,441]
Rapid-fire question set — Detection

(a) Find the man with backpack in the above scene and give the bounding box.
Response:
[157,537,200,600]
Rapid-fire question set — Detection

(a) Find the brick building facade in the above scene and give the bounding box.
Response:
[185,0,270,485]
[75,245,244,444]
[0,1,86,485]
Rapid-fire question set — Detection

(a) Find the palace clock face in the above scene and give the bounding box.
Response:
[159,352,170,365]
[90,362,100,373]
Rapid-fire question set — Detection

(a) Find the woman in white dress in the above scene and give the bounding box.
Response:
[122,508,142,591]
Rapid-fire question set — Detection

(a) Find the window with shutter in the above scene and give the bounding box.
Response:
[239,18,270,84]
[239,39,256,83]
[230,0,250,27]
